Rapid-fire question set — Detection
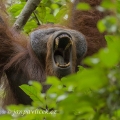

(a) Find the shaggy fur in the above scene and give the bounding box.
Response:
[0,0,106,107]
[70,0,106,56]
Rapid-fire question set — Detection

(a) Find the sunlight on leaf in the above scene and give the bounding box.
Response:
[76,2,91,11]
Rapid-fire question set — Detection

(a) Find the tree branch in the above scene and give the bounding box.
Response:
[13,0,41,31]
[33,11,41,25]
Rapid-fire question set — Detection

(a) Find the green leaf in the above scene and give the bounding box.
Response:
[55,6,68,23]
[24,20,37,33]
[41,0,49,4]
[8,3,25,17]
[29,81,42,92]
[97,16,117,33]
[36,4,46,23]
[44,14,55,23]
[19,84,43,102]
[99,48,119,67]
[105,35,120,53]
[0,115,12,120]
[76,2,91,11]
[20,0,26,2]
[77,68,108,90]
[51,3,59,10]
[101,0,116,10]
[97,20,106,33]
[46,76,60,85]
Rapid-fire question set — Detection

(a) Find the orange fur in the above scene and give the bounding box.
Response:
[70,0,106,56]
[0,0,107,107]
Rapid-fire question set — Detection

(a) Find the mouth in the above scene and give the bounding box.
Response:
[53,33,73,68]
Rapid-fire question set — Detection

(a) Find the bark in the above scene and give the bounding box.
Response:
[13,0,41,31]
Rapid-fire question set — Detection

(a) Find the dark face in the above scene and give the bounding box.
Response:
[30,26,87,78]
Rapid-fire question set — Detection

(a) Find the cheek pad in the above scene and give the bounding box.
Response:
[70,30,87,59]
[30,30,48,59]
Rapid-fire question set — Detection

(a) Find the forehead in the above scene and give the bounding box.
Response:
[31,27,69,35]
[30,27,84,38]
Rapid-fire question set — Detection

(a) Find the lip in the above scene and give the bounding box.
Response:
[53,32,73,69]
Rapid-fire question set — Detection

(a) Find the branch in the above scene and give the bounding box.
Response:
[13,0,41,31]
[33,11,41,25]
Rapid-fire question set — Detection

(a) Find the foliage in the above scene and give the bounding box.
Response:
[8,0,70,33]
[1,0,120,120]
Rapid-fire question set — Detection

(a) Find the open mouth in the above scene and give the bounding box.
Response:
[53,33,73,68]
